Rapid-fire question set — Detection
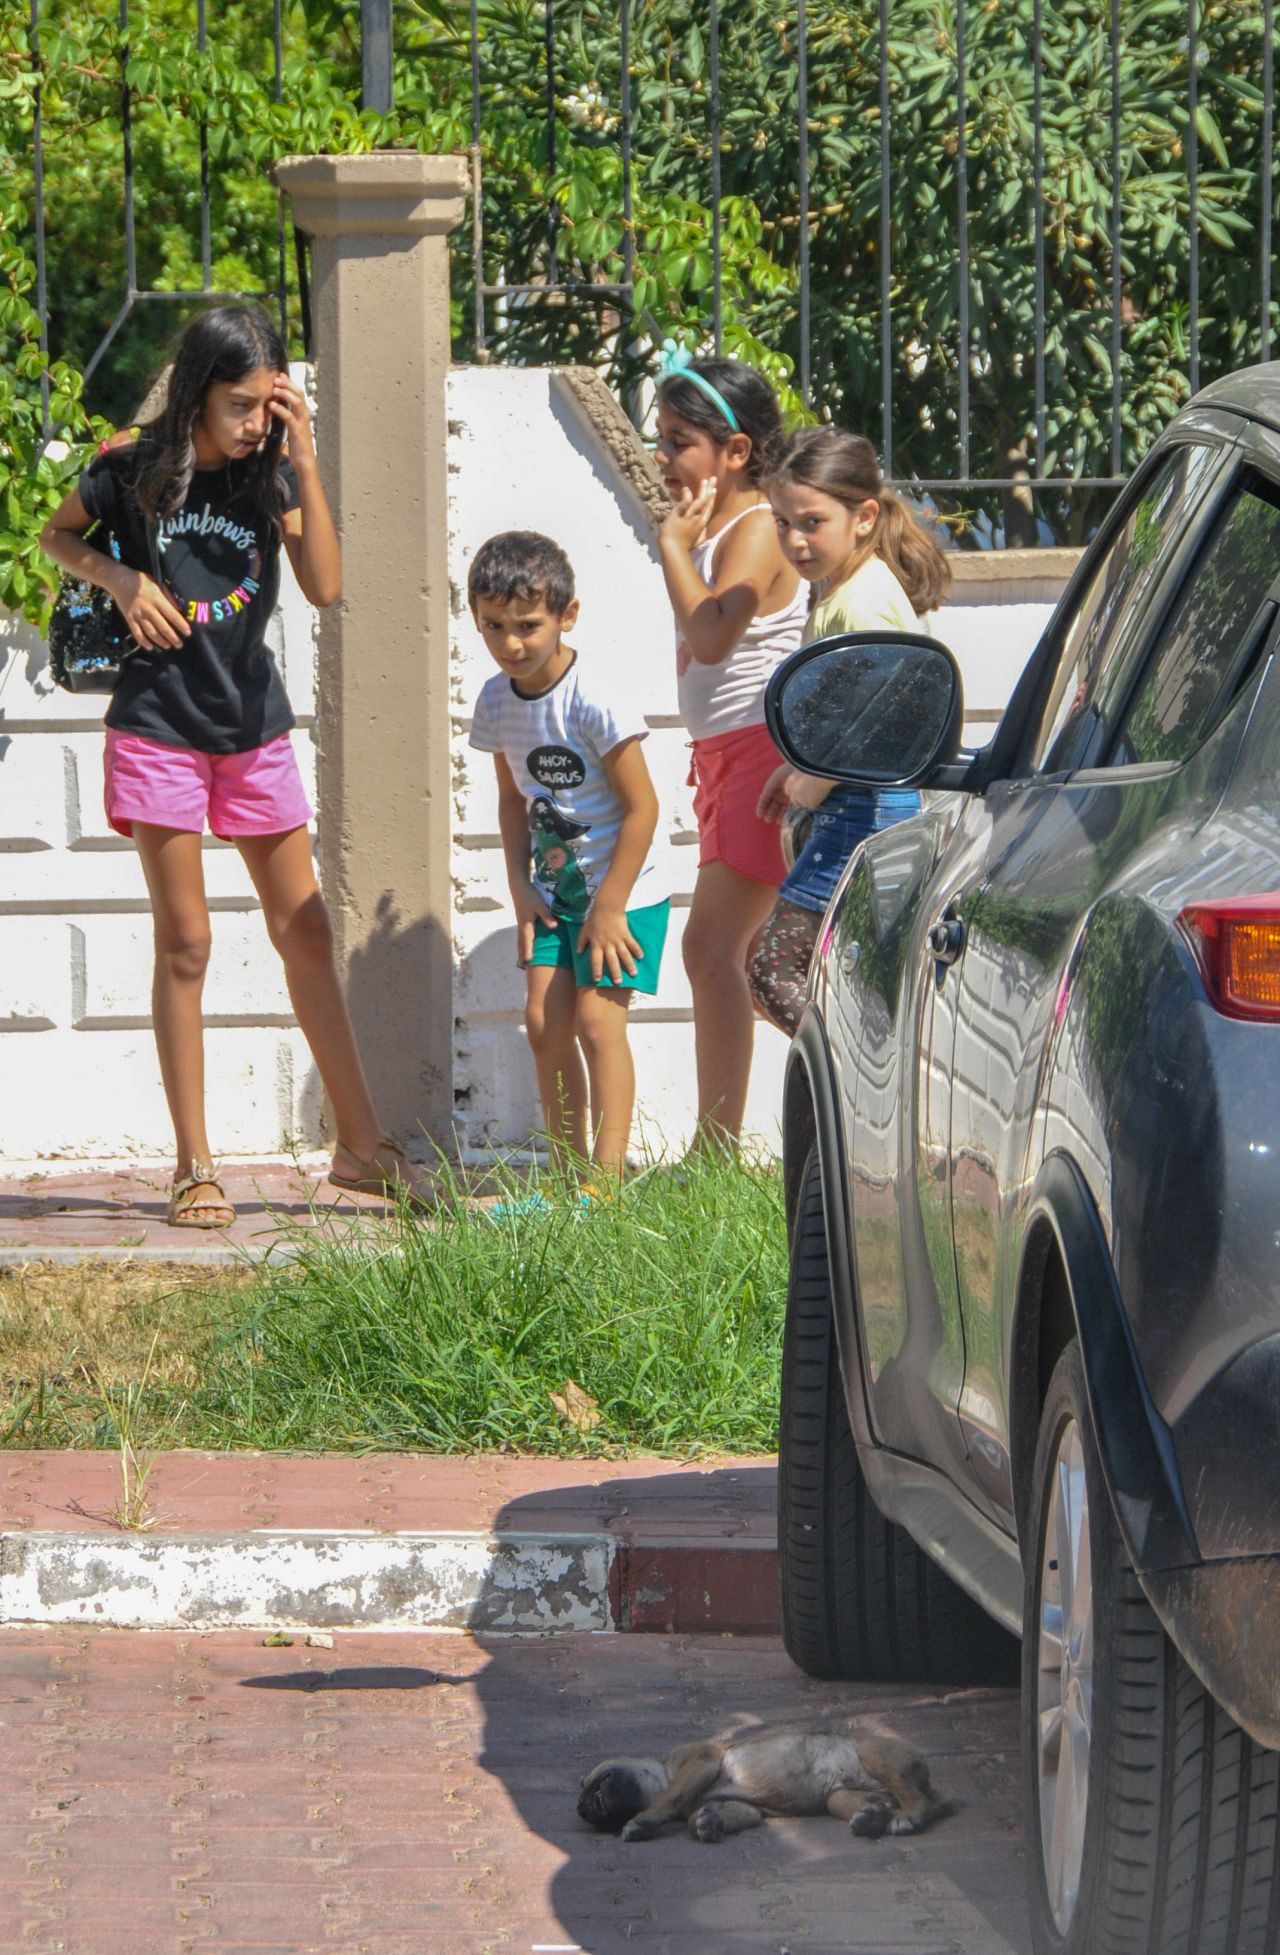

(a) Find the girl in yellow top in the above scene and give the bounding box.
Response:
[750,427,952,1033]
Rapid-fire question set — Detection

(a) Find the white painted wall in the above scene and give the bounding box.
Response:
[0,363,1074,1162]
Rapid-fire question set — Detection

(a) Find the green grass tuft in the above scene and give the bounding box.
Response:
[2,1155,787,1456]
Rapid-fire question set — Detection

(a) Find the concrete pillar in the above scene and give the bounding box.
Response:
[274,153,467,1153]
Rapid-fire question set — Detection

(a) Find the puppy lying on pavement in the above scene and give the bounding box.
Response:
[578,1715,954,1843]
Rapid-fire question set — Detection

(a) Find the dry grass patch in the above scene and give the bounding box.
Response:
[1,1259,252,1445]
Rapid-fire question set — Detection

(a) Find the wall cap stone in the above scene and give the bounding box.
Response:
[274,152,467,237]
[947,545,1082,585]
[549,367,668,529]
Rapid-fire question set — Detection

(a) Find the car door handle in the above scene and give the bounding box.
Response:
[927,915,966,965]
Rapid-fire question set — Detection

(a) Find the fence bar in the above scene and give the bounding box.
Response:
[1264,0,1274,360]
[481,282,631,299]
[620,0,634,301]
[198,0,211,287]
[273,0,288,338]
[544,0,558,282]
[1110,0,1121,472]
[1187,0,1199,393]
[956,0,969,479]
[892,476,1125,490]
[361,0,392,115]
[470,0,485,355]
[709,0,722,353]
[121,0,136,296]
[29,0,51,435]
[878,0,892,473]
[796,0,811,402]
[1033,0,1045,473]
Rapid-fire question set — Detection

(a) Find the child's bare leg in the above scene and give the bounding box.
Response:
[525,963,589,1169]
[575,986,635,1179]
[682,861,778,1150]
[133,823,219,1182]
[238,828,383,1164]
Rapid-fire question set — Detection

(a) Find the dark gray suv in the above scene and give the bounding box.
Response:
[766,368,1280,1955]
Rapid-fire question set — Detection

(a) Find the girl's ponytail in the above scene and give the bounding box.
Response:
[876,488,951,615]
[768,425,951,616]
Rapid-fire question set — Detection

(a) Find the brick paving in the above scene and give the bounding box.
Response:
[0,1454,777,1547]
[0,1626,1031,1955]
[0,1158,419,1260]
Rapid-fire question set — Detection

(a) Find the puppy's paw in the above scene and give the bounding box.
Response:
[887,1811,923,1836]
[849,1802,891,1840]
[691,1805,724,1844]
[621,1816,659,1842]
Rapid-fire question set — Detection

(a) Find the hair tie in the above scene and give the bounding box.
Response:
[657,338,740,432]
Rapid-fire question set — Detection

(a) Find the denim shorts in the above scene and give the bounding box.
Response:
[779,784,921,914]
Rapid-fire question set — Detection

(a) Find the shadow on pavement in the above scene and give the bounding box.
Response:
[462,1465,1033,1955]
[240,1665,453,1693]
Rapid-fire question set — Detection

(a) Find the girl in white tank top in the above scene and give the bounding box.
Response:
[655,352,805,1154]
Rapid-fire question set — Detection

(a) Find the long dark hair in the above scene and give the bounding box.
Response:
[135,304,288,525]
[768,426,952,614]
[656,358,784,485]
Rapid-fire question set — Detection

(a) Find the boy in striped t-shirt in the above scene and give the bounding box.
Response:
[468,531,669,1184]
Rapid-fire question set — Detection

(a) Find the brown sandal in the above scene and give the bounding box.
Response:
[167,1161,236,1230]
[327,1137,438,1211]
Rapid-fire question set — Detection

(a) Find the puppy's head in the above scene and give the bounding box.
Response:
[577,1756,669,1833]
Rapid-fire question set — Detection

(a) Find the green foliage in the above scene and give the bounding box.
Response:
[6,0,1280,622]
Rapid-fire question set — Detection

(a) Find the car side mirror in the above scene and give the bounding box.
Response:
[764,630,964,788]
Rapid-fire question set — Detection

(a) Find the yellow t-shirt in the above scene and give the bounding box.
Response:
[806,555,920,643]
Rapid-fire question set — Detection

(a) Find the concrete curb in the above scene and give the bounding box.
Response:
[0,1528,781,1636]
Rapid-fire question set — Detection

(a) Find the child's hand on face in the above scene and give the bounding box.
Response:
[577,904,641,986]
[659,477,718,553]
[513,881,555,968]
[267,373,315,466]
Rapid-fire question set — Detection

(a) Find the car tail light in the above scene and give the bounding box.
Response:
[1179,896,1280,1021]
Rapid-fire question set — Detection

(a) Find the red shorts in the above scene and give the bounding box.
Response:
[103,730,314,840]
[690,723,786,887]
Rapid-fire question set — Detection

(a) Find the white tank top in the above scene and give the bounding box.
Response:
[675,504,809,741]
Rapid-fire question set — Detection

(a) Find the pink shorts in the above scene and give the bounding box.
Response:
[103,730,314,840]
[690,723,787,887]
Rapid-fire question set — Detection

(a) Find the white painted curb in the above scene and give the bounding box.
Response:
[0,1529,615,1633]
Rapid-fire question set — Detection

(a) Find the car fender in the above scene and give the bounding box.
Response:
[1011,1150,1198,1578]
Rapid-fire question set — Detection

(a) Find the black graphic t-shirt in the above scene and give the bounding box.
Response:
[79,438,300,754]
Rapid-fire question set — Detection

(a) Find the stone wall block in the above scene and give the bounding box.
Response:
[0,919,69,1030]
[70,914,293,1028]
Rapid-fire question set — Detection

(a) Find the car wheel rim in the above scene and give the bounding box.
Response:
[1036,1416,1093,1936]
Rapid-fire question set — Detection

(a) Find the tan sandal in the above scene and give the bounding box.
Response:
[327,1137,438,1211]
[167,1161,236,1230]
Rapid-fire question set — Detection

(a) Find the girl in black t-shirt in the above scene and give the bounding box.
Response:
[40,304,436,1225]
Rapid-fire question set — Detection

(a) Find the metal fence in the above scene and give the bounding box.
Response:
[19,0,1280,525]
[464,0,1278,505]
[24,0,299,437]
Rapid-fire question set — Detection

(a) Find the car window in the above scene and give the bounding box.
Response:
[1028,443,1220,774]
[1108,477,1280,768]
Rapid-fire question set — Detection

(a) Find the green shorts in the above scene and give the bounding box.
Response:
[528,898,670,994]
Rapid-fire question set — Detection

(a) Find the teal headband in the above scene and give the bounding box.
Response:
[657,338,740,432]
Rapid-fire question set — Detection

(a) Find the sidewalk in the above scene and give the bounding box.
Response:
[1,1452,781,1636]
[0,1156,423,1263]
[1,1167,1033,1952]
[0,1623,1032,1955]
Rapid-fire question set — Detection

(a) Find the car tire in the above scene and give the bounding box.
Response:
[778,1146,1018,1684]
[1024,1340,1280,1955]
